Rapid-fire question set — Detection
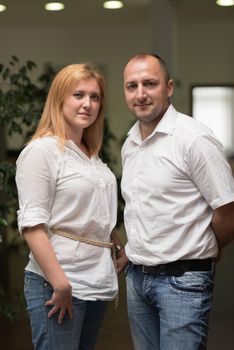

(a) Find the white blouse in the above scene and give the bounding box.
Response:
[16,136,118,301]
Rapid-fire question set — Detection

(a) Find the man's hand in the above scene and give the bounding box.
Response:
[116,248,129,275]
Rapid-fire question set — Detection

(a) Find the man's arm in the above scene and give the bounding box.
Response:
[212,202,234,250]
[111,229,129,274]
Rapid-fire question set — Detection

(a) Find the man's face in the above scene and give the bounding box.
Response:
[124,56,174,125]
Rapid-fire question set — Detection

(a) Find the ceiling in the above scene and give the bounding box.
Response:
[0,0,151,27]
[0,0,233,28]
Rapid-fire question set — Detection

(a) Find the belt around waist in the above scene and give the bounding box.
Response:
[135,258,214,276]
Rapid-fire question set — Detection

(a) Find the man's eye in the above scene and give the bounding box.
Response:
[144,81,157,88]
[126,84,137,91]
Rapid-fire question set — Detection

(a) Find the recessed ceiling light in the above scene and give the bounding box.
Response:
[103,1,123,10]
[0,4,7,12]
[45,2,65,11]
[216,0,234,6]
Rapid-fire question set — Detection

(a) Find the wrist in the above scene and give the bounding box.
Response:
[51,274,71,291]
[115,243,124,253]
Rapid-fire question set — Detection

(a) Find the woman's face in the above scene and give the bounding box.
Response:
[62,77,101,138]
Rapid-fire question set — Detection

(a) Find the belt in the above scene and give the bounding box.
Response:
[50,228,114,248]
[135,259,213,276]
[50,228,119,307]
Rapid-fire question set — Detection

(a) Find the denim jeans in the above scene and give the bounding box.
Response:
[24,271,108,350]
[125,262,216,350]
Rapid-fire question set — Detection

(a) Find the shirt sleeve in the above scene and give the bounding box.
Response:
[187,133,234,209]
[15,138,61,233]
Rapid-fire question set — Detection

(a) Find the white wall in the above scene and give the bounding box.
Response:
[177,20,234,114]
[2,4,234,162]
[175,12,234,329]
[0,24,151,173]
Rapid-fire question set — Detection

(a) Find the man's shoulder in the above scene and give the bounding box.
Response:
[174,110,215,140]
[171,110,224,158]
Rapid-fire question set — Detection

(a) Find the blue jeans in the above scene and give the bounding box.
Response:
[24,271,108,350]
[125,262,216,350]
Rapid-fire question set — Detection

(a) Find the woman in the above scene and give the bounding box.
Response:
[16,63,127,350]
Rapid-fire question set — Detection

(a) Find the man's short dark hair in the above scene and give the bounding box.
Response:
[126,53,171,82]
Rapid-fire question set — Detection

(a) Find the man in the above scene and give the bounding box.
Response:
[121,53,234,350]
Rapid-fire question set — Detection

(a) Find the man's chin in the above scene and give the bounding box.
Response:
[136,114,157,124]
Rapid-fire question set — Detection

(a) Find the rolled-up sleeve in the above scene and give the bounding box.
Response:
[15,138,61,233]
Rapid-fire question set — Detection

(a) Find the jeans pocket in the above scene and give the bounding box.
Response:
[24,271,54,307]
[24,271,44,294]
[169,271,215,294]
[24,271,31,290]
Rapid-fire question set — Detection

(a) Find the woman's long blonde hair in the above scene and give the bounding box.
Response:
[31,63,105,156]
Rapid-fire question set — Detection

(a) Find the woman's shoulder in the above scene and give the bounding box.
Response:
[24,136,60,153]
[17,136,62,164]
[30,136,58,147]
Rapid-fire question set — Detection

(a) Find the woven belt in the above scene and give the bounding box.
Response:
[136,259,213,276]
[50,228,114,249]
[50,228,118,307]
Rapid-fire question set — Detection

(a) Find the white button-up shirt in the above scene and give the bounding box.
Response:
[121,105,234,265]
[16,137,118,300]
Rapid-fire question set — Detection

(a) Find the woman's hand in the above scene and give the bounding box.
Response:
[23,224,74,323]
[45,281,73,324]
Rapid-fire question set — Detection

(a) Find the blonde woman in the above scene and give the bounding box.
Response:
[16,63,127,350]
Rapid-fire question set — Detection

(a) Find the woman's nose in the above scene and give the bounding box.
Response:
[82,95,91,107]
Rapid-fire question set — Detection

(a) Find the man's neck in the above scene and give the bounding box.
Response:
[140,122,157,141]
[139,104,170,141]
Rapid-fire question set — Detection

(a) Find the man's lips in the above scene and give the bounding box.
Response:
[134,103,151,108]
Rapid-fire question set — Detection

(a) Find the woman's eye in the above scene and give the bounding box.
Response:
[91,94,100,102]
[74,93,83,99]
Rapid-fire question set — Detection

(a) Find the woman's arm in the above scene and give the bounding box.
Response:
[23,224,73,324]
[111,229,129,274]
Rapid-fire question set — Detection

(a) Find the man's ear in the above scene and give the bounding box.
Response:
[167,79,174,97]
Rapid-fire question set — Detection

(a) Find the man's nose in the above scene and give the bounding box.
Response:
[136,86,147,100]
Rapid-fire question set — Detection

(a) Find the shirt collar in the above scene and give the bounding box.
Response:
[127,104,177,144]
[65,140,97,160]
